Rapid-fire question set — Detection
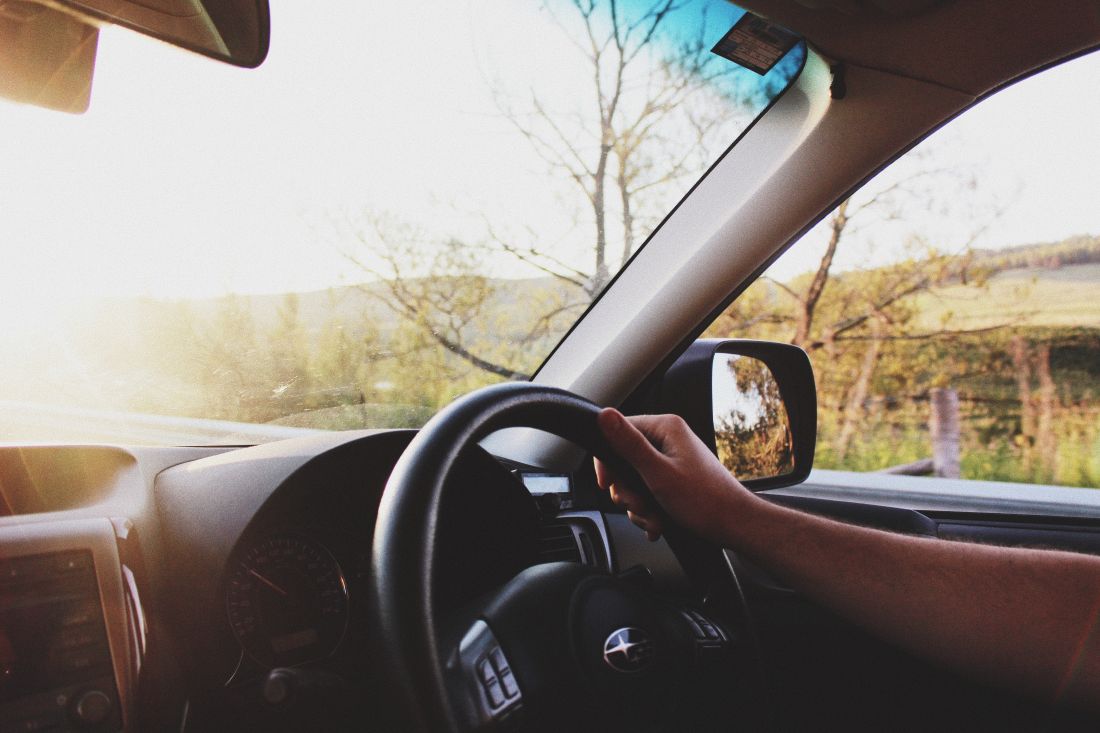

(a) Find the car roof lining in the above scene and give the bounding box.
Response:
[738,0,1100,94]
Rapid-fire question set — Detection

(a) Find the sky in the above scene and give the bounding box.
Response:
[0,1,761,308]
[0,0,1097,326]
[767,49,1100,280]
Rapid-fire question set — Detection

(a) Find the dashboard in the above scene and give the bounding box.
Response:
[6,428,1100,732]
[0,430,622,732]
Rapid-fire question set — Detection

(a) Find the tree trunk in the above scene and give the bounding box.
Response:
[1010,336,1035,472]
[1035,343,1057,481]
[793,200,848,347]
[929,387,960,479]
[834,318,881,460]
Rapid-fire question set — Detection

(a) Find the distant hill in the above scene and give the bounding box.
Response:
[969,234,1100,274]
[72,276,581,354]
[174,276,576,340]
[909,235,1100,330]
[69,233,1100,347]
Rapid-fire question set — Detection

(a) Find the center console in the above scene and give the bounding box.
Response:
[0,520,136,733]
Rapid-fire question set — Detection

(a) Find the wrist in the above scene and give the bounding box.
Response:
[708,479,768,550]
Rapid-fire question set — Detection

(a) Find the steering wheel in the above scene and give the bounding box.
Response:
[371,382,752,732]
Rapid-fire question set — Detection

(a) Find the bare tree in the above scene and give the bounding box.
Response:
[493,0,759,297]
[716,157,1006,353]
[340,1,790,381]
[340,215,530,380]
[706,155,1012,468]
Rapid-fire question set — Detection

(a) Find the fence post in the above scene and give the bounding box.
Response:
[929,387,960,478]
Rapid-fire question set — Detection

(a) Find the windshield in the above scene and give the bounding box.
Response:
[0,1,803,445]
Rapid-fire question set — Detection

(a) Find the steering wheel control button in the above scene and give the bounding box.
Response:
[488,648,507,675]
[602,627,655,673]
[476,659,496,685]
[683,609,727,643]
[489,648,520,697]
[475,647,520,710]
[485,677,507,709]
[498,668,519,699]
[456,621,523,724]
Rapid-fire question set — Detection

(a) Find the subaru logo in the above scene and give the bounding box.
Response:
[602,627,654,673]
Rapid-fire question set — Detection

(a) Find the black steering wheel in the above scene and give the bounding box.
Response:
[371,382,754,732]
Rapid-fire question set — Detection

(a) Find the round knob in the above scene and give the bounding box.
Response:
[263,668,293,705]
[72,689,112,726]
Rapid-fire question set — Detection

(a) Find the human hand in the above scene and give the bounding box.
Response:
[594,408,750,544]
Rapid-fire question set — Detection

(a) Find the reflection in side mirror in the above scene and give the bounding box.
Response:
[712,354,794,481]
[659,338,815,491]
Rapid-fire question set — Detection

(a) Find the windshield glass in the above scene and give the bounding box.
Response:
[0,1,803,445]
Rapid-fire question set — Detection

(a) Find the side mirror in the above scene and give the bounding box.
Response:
[660,339,816,491]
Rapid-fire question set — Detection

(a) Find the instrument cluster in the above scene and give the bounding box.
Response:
[225,534,351,669]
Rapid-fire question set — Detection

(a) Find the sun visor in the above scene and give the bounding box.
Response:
[0,2,97,114]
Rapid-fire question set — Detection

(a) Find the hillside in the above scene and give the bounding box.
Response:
[969,234,1100,272]
[914,261,1100,330]
[155,276,577,342]
[51,235,1100,358]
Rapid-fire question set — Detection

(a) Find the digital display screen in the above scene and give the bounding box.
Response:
[521,473,571,494]
[270,628,320,654]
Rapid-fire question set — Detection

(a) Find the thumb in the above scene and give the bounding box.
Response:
[597,408,664,477]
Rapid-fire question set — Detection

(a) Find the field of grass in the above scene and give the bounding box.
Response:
[815,259,1100,488]
[913,263,1100,330]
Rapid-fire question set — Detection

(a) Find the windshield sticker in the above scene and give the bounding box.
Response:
[711,13,800,75]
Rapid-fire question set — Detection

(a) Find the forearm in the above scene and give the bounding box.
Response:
[595,409,1100,709]
[721,489,1100,710]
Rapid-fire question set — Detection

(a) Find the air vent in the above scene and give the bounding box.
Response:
[537,522,582,564]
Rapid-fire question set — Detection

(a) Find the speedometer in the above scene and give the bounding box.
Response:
[225,534,350,668]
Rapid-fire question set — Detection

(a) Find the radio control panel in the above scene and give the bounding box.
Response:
[0,550,121,732]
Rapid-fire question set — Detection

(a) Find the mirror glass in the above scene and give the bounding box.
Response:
[712,353,794,481]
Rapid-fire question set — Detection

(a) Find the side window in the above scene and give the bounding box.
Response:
[706,51,1100,489]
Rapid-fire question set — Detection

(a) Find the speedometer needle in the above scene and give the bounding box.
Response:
[245,566,289,597]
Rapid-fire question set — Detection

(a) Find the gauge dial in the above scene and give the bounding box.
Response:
[225,534,350,668]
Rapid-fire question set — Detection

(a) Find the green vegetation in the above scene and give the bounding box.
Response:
[41,284,542,429]
[708,235,1100,489]
[5,236,1096,489]
[810,327,1100,487]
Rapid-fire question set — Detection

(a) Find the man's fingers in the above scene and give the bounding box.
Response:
[627,509,663,534]
[609,482,653,514]
[627,510,663,542]
[596,455,653,513]
[597,408,664,476]
[595,409,674,542]
[593,455,615,492]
